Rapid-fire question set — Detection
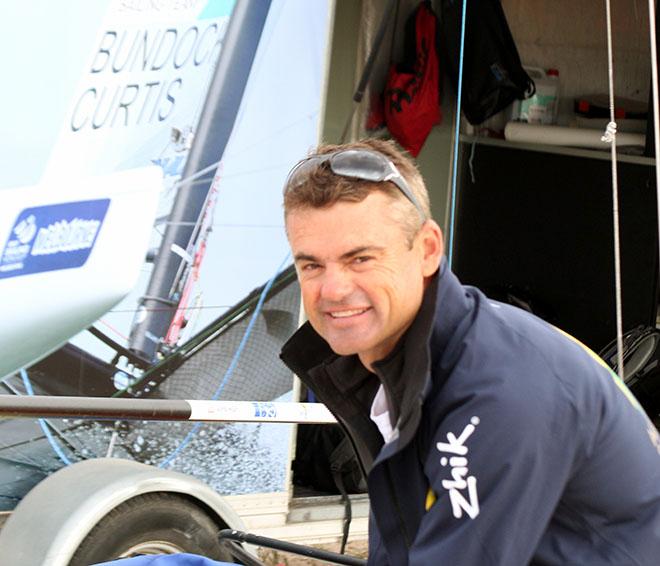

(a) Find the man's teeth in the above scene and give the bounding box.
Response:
[330,309,367,318]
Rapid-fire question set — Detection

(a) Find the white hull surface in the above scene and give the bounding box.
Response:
[0,166,161,378]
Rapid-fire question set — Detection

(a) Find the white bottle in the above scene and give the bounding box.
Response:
[518,67,559,125]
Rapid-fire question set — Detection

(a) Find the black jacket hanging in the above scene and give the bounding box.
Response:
[439,0,534,125]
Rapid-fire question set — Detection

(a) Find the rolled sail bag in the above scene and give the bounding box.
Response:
[504,122,645,149]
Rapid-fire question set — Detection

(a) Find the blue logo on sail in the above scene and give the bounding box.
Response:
[0,199,110,279]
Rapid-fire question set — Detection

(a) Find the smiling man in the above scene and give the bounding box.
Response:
[279,138,660,565]
[286,190,440,366]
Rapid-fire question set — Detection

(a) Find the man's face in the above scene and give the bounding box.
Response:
[286,191,442,369]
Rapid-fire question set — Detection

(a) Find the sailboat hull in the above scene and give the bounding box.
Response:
[0,166,162,379]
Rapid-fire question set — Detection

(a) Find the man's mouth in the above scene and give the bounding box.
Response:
[328,308,369,319]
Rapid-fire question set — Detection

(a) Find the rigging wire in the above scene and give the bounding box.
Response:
[158,222,284,228]
[161,112,320,198]
[447,0,469,267]
[158,252,291,469]
[97,318,130,342]
[19,369,72,466]
[602,0,625,379]
[108,304,234,314]
[648,1,660,331]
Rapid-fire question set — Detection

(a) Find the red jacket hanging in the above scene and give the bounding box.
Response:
[384,1,441,157]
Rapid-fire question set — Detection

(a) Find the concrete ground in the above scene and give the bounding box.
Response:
[258,540,369,565]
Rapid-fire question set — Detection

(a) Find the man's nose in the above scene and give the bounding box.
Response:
[319,266,354,302]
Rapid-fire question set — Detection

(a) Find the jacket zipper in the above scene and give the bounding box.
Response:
[385,461,412,548]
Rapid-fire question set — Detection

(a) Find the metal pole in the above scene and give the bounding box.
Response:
[0,396,336,424]
[218,529,367,566]
[340,0,399,143]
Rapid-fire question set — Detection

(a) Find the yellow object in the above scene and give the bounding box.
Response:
[425,488,437,511]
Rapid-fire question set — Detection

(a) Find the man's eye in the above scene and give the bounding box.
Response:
[302,263,321,272]
[354,256,373,265]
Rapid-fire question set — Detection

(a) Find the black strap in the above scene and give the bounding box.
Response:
[330,436,358,554]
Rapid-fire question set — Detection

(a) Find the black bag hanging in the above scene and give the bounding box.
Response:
[292,423,367,554]
[292,423,367,495]
[438,0,534,125]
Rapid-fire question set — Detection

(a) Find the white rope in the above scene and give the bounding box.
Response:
[649,1,660,338]
[602,0,625,379]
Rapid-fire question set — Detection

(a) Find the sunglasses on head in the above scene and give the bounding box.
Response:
[284,149,427,220]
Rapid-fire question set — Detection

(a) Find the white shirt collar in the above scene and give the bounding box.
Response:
[370,383,397,444]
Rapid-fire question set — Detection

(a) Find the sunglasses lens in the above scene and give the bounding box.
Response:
[329,151,386,182]
[286,156,326,189]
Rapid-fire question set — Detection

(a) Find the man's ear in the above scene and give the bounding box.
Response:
[419,219,444,277]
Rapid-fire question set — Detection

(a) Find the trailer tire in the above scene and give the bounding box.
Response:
[68,492,233,565]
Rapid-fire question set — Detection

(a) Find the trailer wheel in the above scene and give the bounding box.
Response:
[68,492,234,565]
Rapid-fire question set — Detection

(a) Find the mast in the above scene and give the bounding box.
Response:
[128,0,272,362]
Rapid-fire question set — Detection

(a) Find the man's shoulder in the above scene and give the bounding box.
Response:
[427,290,650,445]
[429,292,613,419]
[435,292,573,379]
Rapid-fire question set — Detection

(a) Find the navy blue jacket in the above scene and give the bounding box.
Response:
[281,261,660,565]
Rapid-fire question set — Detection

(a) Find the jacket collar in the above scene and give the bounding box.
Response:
[280,258,475,458]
